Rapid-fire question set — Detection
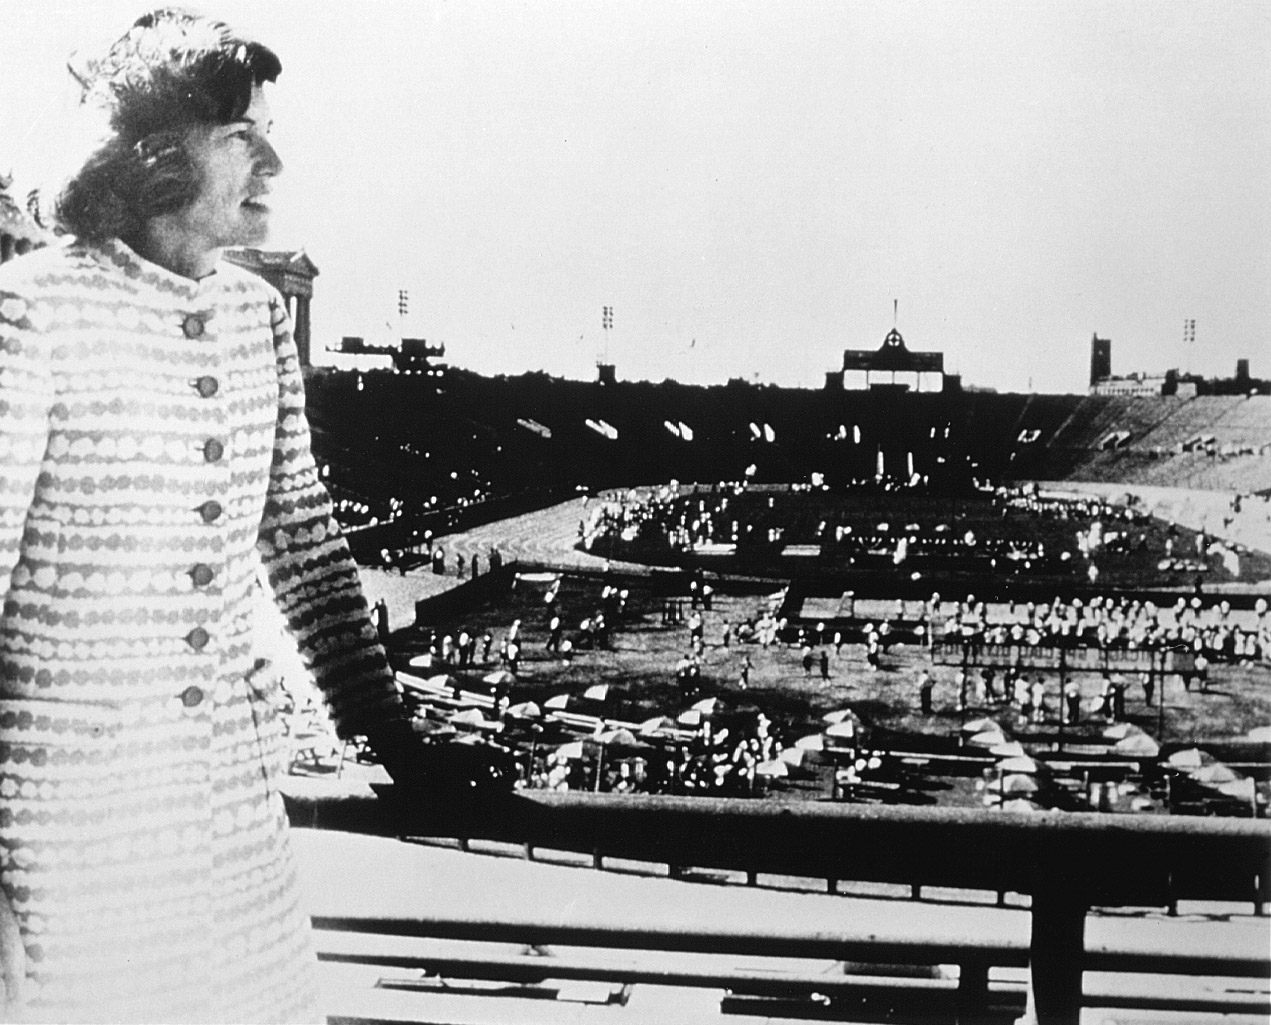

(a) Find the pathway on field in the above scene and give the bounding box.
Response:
[358,497,655,627]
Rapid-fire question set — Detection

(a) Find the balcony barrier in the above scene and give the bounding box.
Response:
[284,779,1270,1024]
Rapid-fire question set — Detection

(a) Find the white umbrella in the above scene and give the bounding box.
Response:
[593,727,640,746]
[823,709,860,725]
[544,693,571,710]
[1214,777,1256,800]
[1165,747,1216,769]
[414,719,456,738]
[1113,733,1160,757]
[1000,773,1039,795]
[691,696,718,713]
[998,755,1042,774]
[989,740,1027,758]
[1102,722,1139,740]
[424,674,460,691]
[825,721,858,739]
[583,683,610,702]
[407,654,434,668]
[778,746,810,767]
[794,733,826,751]
[506,701,542,719]
[756,759,789,778]
[638,715,674,734]
[961,717,1001,735]
[999,798,1042,814]
[556,741,586,760]
[676,709,704,727]
[484,669,517,686]
[1188,762,1242,785]
[965,729,1008,749]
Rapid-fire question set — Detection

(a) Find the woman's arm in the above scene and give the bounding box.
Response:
[0,287,54,598]
[254,291,407,739]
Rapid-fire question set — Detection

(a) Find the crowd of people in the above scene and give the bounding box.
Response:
[320,484,1268,809]
[579,480,1256,595]
[936,593,1270,666]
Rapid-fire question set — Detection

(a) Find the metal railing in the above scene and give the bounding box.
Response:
[285,780,1271,1024]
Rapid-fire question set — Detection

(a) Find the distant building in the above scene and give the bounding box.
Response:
[1088,333,1267,397]
[1089,333,1112,387]
[1091,372,1172,397]
[223,249,318,366]
[836,327,953,392]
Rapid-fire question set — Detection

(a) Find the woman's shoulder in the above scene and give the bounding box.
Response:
[0,240,94,293]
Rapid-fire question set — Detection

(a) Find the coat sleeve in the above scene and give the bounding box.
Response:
[0,287,54,600]
[254,291,406,740]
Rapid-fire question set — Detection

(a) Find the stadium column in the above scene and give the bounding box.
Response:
[294,294,312,367]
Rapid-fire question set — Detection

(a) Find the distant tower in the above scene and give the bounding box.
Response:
[1090,334,1112,387]
[597,305,616,384]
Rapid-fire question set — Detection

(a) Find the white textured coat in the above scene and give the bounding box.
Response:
[0,239,400,1021]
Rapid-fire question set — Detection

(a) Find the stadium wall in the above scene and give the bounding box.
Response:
[304,370,1271,525]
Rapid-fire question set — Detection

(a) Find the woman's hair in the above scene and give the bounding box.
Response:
[52,7,281,241]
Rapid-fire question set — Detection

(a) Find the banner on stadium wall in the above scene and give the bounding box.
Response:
[932,642,1195,674]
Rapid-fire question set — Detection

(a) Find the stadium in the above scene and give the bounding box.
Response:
[289,303,1270,1023]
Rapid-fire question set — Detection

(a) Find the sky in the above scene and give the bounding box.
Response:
[4,0,1269,393]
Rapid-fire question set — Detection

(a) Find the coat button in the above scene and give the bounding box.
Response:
[203,438,224,462]
[180,685,205,708]
[182,315,205,339]
[197,500,222,524]
[195,375,219,398]
[190,564,214,587]
[185,627,210,651]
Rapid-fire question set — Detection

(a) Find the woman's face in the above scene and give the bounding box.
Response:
[167,84,283,257]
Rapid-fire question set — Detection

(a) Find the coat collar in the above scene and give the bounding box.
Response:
[93,237,222,302]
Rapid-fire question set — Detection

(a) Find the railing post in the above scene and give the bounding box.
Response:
[955,957,990,1024]
[1026,884,1088,1025]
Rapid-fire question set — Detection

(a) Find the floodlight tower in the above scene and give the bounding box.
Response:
[597,305,616,384]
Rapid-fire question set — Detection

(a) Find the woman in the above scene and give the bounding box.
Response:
[0,9,421,1021]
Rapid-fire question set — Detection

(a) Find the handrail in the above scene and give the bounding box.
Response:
[282,780,1269,907]
[283,779,1270,1024]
